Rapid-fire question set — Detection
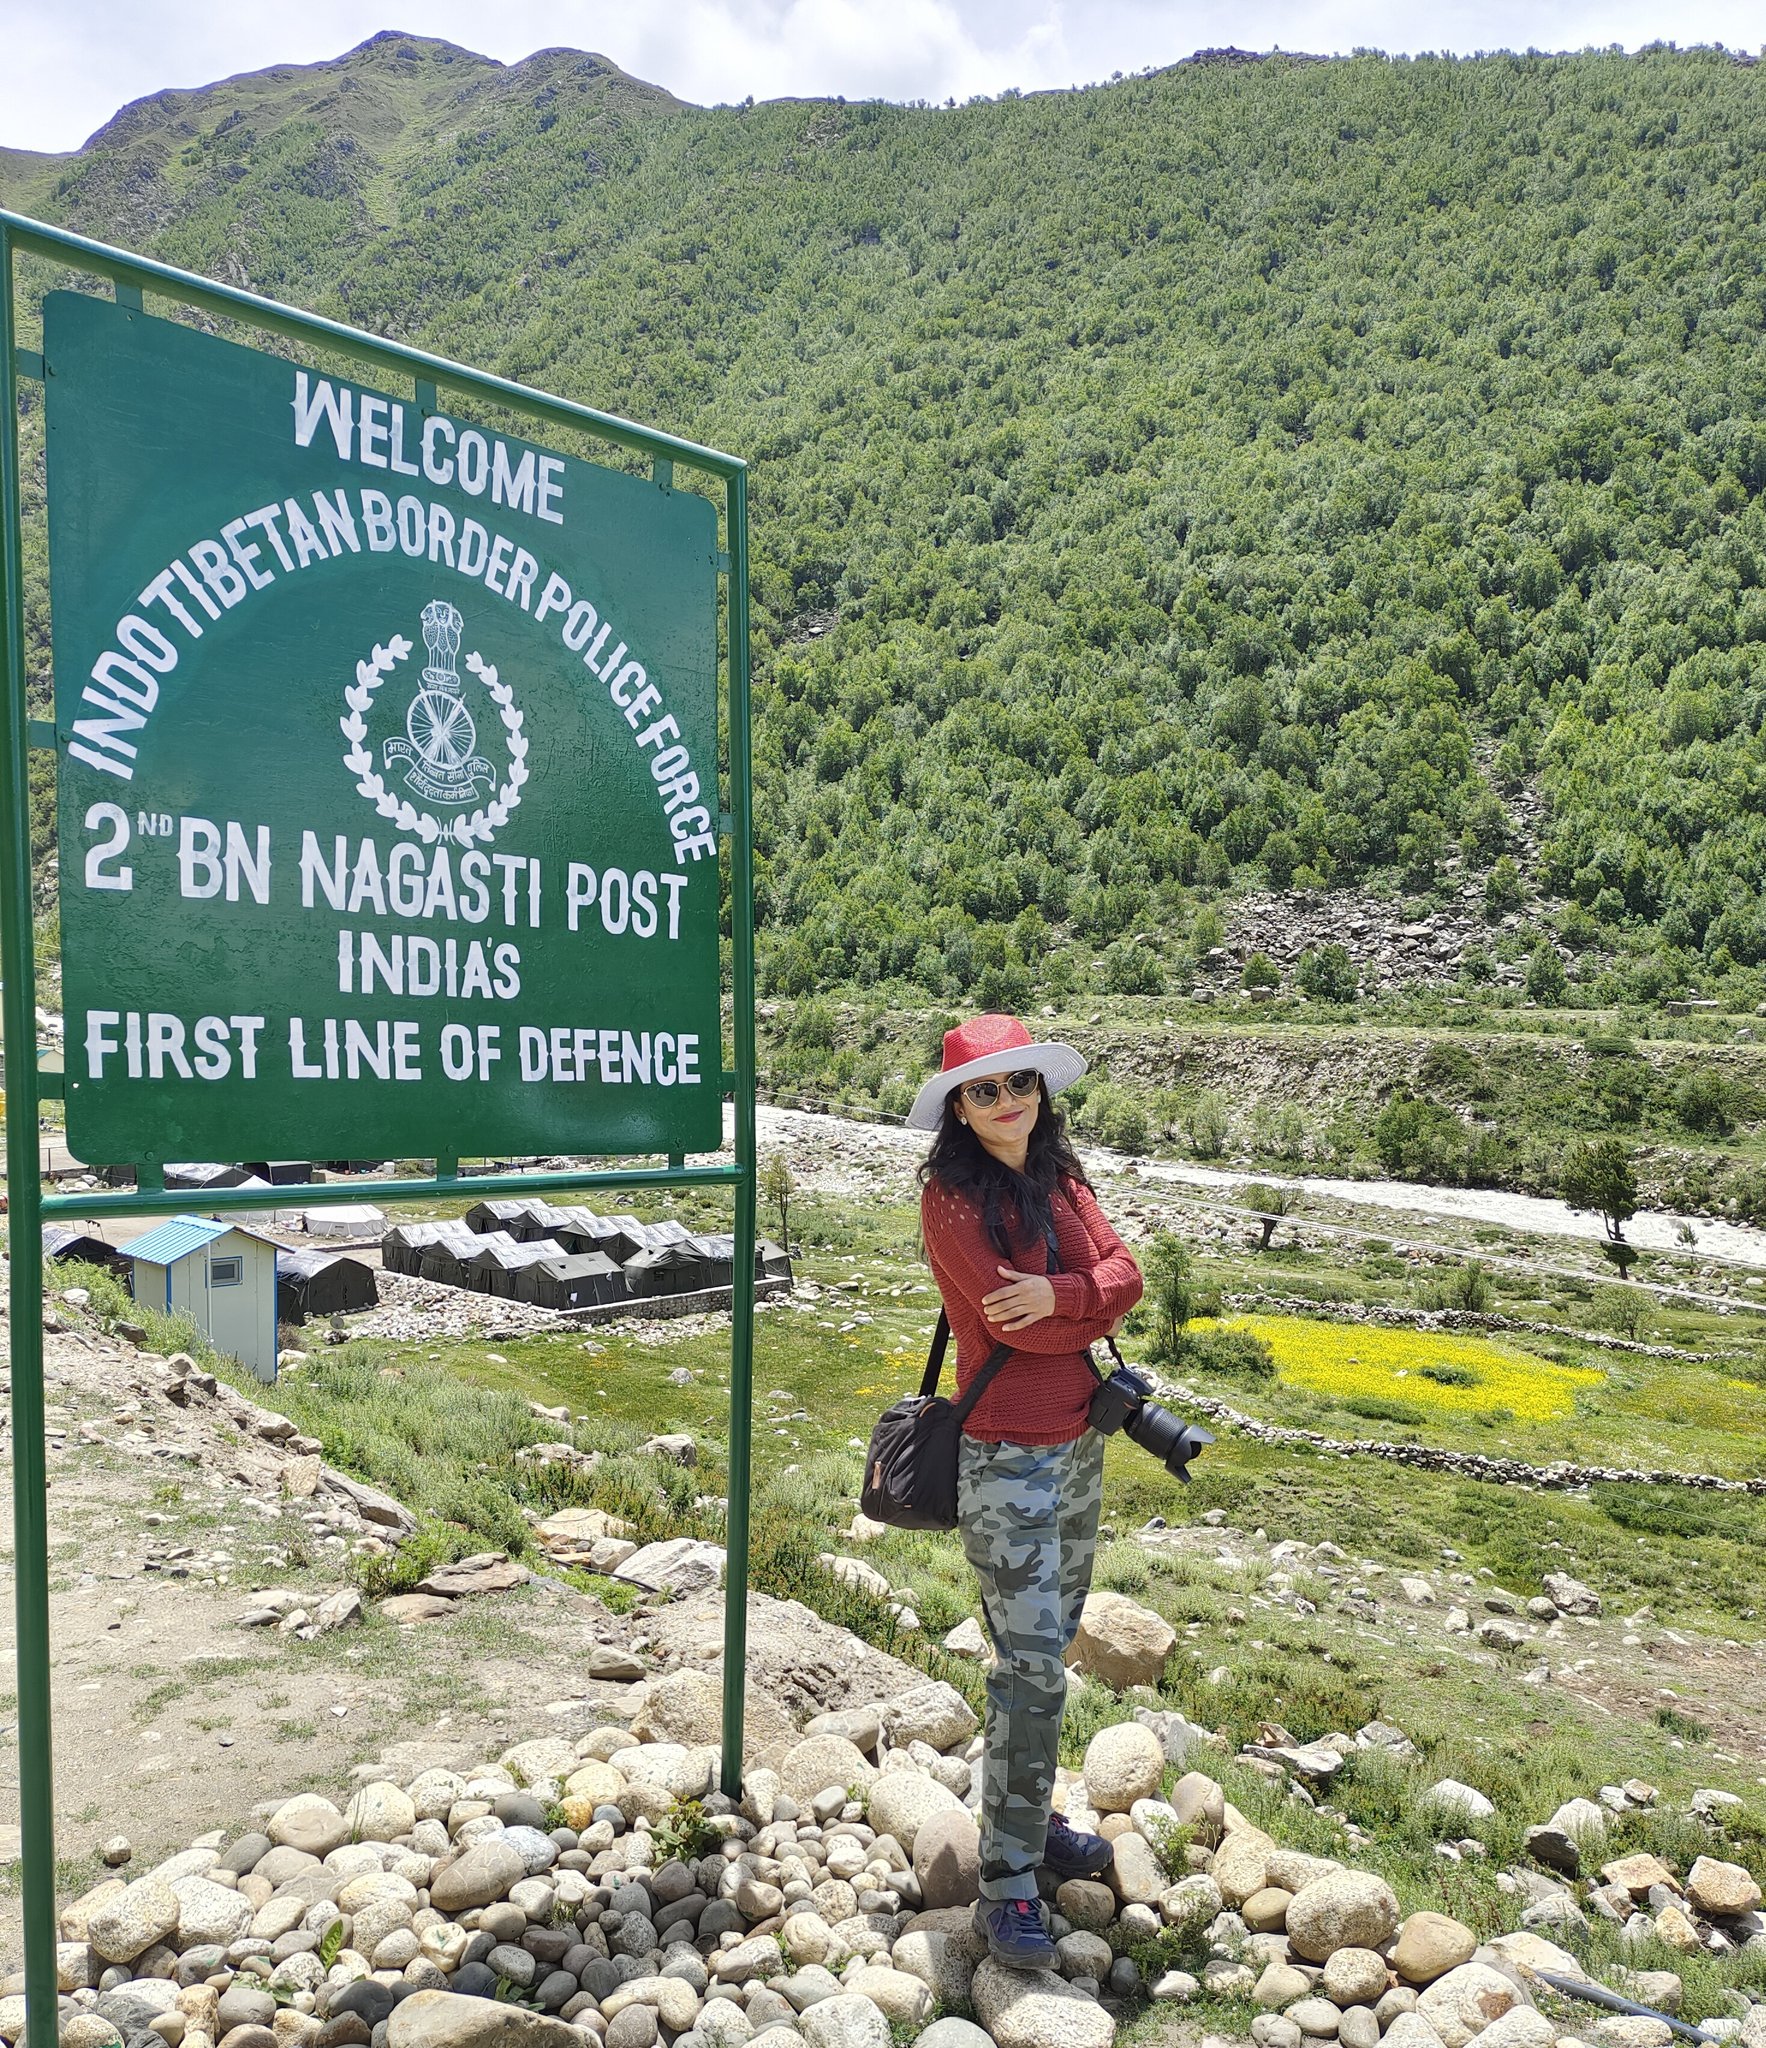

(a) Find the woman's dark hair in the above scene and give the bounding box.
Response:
[917,1078,1092,1259]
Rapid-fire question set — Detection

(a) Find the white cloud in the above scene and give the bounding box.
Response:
[2,0,1761,157]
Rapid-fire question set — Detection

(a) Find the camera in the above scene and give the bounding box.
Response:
[1088,1363,1213,1481]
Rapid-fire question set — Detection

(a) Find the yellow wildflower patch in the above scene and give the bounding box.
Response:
[1214,1314,1605,1424]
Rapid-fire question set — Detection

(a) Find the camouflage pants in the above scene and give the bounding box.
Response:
[957,1428,1105,1902]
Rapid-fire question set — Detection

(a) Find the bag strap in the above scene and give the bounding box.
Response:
[919,1310,1014,1419]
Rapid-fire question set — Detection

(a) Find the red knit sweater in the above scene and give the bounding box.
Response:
[920,1174,1144,1445]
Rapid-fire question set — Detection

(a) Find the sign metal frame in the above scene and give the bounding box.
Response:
[0,209,757,2048]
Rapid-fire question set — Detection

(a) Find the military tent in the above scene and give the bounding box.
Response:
[417,1228,502,1286]
[623,1240,721,1298]
[44,1225,127,1271]
[464,1197,547,1237]
[465,1237,567,1297]
[276,1251,378,1324]
[517,1252,626,1311]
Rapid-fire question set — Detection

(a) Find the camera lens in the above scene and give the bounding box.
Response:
[1123,1399,1215,1481]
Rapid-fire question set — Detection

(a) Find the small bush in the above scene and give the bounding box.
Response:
[1181,1326,1276,1381]
[1419,1364,1479,1388]
[1343,1395,1427,1426]
[1186,1092,1230,1158]
[1673,1068,1735,1136]
[1417,1260,1495,1313]
[1298,942,1359,1003]
[1084,1082,1151,1153]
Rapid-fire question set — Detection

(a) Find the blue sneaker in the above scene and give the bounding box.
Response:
[1041,1810,1115,1882]
[973,1896,1057,1970]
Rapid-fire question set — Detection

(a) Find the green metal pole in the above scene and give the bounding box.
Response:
[720,466,756,1800]
[0,223,61,2048]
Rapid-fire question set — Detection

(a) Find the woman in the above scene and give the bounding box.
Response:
[909,1012,1144,1969]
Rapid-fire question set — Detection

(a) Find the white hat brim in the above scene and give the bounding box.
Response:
[905,1040,1088,1131]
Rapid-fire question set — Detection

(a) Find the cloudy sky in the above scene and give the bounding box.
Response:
[5,0,1763,154]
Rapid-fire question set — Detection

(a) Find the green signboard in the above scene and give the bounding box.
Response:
[45,292,723,1163]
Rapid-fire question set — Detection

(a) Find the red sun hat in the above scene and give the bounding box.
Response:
[906,1012,1087,1131]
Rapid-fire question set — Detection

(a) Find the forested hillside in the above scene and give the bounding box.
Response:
[9,35,1766,1010]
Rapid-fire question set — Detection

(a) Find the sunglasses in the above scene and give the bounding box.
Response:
[959,1068,1042,1109]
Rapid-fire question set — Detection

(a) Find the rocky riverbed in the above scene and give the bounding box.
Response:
[23,1674,1766,2048]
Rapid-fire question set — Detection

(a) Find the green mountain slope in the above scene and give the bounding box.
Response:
[10,40,1766,1011]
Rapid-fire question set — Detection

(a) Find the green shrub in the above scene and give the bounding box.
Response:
[1343,1395,1427,1425]
[1181,1325,1275,1381]
[1185,1092,1231,1158]
[1297,943,1359,1003]
[1673,1068,1734,1136]
[1417,1261,1495,1313]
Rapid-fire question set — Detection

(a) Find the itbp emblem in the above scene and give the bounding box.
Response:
[341,599,529,846]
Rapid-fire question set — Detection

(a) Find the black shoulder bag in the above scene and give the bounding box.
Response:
[859,1312,1013,1531]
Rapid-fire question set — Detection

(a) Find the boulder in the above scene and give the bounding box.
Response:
[1687,1857,1762,1918]
[1287,1871,1401,1962]
[883,1682,978,1753]
[1243,1887,1294,1933]
[797,1994,893,2048]
[631,1670,723,1748]
[1324,1949,1391,2007]
[912,1809,981,1909]
[429,1840,527,1914]
[1107,1832,1166,1906]
[267,1797,348,1857]
[941,1618,988,1660]
[916,2026,994,2048]
[1393,1913,1478,1985]
[1214,1827,1278,1908]
[1054,1880,1117,1933]
[384,1992,584,2048]
[1383,2018,1450,2048]
[892,1919,984,2007]
[778,1734,876,1803]
[1066,1591,1176,1690]
[843,1966,933,2026]
[345,1784,417,1842]
[1481,1934,1582,1983]
[88,1881,181,1965]
[866,1772,965,1856]
[1473,2015,1556,2048]
[1415,1964,1530,2048]
[1423,1782,1495,1825]
[1541,1573,1600,1616]
[971,1959,1118,2048]
[1600,1854,1676,1898]
[612,1539,726,1596]
[1082,1722,1165,1814]
[1170,1771,1227,1837]
[170,1877,254,1947]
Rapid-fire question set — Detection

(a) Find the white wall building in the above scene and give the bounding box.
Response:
[127,1214,281,1383]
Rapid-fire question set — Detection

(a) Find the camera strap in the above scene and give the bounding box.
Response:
[1044,1218,1114,1387]
[920,1311,1015,1419]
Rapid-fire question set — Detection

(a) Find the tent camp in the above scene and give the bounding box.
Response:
[464,1197,546,1237]
[636,1219,694,1249]
[623,1240,724,1298]
[382,1223,460,1275]
[164,1162,253,1191]
[301,1204,386,1241]
[553,1211,647,1262]
[276,1251,378,1324]
[508,1202,576,1244]
[517,1252,627,1311]
[44,1225,126,1271]
[758,1239,794,1281]
[465,1237,567,1296]
[417,1228,502,1286]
